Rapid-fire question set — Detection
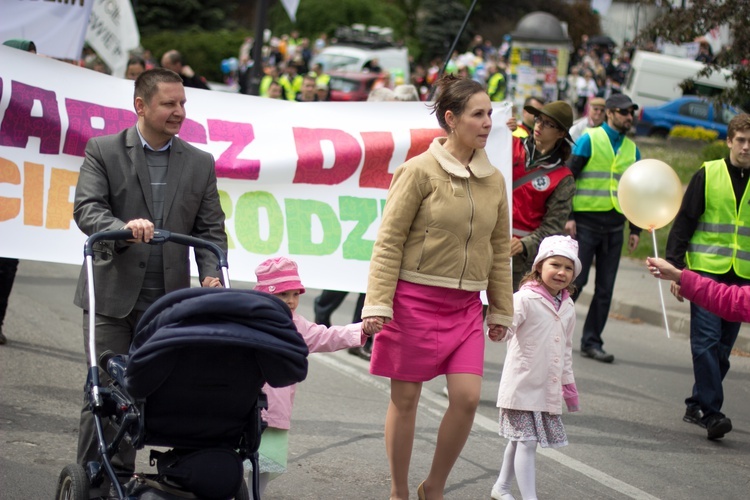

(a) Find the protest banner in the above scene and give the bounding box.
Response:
[0,46,511,291]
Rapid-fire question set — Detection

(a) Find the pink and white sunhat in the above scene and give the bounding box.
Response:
[253,256,306,294]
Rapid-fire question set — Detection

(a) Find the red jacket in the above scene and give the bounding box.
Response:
[512,137,572,236]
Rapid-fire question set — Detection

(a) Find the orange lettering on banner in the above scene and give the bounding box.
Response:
[0,158,21,221]
[23,162,44,226]
[47,168,78,229]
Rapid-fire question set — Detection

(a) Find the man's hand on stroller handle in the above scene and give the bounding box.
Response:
[123,219,155,243]
[201,277,223,288]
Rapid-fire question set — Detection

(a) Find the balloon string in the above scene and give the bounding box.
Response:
[651,228,671,339]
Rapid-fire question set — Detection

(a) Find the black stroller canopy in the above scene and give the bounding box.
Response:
[124,288,309,449]
[127,288,309,398]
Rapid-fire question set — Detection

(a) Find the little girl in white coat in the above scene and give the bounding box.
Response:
[249,256,372,498]
[489,235,581,500]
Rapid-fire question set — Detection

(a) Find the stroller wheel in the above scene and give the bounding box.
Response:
[55,464,89,500]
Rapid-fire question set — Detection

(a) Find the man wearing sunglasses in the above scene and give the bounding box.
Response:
[564,94,642,363]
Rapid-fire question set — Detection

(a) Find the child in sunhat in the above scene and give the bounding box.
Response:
[249,256,371,497]
[489,235,581,500]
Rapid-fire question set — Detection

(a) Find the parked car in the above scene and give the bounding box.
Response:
[327,71,385,101]
[635,96,740,139]
[312,25,410,83]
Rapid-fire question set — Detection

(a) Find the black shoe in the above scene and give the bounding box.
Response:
[348,346,371,361]
[580,347,614,363]
[705,414,732,440]
[0,330,6,345]
[683,406,706,428]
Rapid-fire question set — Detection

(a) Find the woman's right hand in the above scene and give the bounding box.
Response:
[362,316,386,336]
[487,324,508,342]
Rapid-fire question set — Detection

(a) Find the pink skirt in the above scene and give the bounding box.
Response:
[370,280,485,382]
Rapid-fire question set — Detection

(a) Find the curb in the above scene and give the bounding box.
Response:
[577,290,750,354]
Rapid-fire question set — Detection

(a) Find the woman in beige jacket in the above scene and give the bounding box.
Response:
[362,75,513,500]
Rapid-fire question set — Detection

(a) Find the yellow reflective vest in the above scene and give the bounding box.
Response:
[572,126,636,213]
[686,159,750,278]
[512,125,530,139]
[487,72,506,101]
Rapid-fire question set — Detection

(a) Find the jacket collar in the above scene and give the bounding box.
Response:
[429,137,497,178]
[521,281,570,307]
[523,135,565,171]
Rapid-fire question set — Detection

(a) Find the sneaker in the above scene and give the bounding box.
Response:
[580,346,614,363]
[683,406,706,428]
[491,484,515,500]
[705,414,732,440]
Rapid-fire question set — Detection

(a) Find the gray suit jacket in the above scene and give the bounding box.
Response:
[73,126,228,318]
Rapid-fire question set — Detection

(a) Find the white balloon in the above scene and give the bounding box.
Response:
[618,159,683,230]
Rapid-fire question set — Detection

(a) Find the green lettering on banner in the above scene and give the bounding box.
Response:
[339,196,377,260]
[235,191,284,254]
[286,199,340,255]
[218,190,235,249]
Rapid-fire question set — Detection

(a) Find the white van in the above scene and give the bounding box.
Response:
[622,51,734,108]
[313,44,410,83]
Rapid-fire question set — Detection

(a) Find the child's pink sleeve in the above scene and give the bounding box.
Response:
[293,313,365,352]
[562,383,580,413]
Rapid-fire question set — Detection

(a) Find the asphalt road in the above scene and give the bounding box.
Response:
[1,261,749,499]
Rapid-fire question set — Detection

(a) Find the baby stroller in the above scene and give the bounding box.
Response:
[55,230,309,499]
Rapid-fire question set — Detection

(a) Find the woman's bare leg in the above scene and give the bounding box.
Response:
[386,379,423,500]
[421,373,482,499]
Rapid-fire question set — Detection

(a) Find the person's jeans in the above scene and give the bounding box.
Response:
[572,225,623,350]
[685,302,741,418]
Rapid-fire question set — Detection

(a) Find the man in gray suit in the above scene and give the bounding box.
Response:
[72,68,227,488]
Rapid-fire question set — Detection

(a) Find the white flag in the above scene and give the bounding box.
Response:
[0,0,94,60]
[85,0,141,78]
[280,0,301,23]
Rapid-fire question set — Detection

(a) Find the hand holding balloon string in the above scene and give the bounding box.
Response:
[617,159,683,338]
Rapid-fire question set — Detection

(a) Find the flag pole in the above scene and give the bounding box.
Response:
[247,0,269,96]
[428,0,479,100]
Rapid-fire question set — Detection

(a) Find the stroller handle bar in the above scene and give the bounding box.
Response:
[83,229,230,412]
[84,229,229,269]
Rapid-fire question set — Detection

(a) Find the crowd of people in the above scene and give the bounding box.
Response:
[3,29,749,500]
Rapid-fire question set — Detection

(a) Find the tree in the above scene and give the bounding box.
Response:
[416,0,470,63]
[267,0,407,42]
[134,0,240,35]
[641,0,749,109]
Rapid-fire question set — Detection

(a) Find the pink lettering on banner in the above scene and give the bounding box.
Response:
[359,131,394,189]
[405,129,444,161]
[178,118,208,144]
[0,80,62,154]
[62,99,136,157]
[292,128,362,185]
[208,119,260,180]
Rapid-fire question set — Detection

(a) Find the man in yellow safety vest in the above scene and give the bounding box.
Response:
[665,113,750,441]
[565,93,642,364]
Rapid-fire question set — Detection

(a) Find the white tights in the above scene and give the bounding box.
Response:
[494,440,538,500]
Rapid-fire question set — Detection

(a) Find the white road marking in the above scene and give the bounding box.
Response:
[313,352,661,500]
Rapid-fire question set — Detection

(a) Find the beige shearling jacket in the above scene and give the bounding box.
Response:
[363,137,513,327]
